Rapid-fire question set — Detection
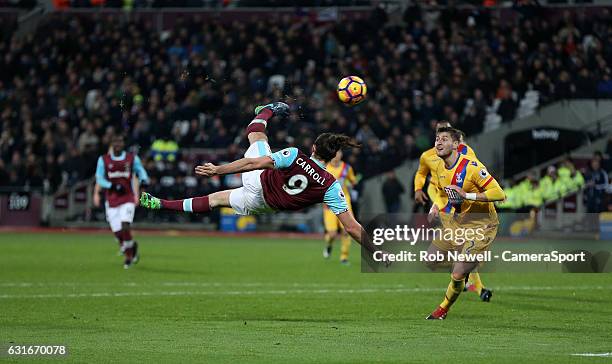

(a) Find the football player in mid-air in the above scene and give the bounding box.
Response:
[414,121,492,301]
[140,102,379,254]
[323,149,358,264]
[95,134,150,269]
[426,127,505,320]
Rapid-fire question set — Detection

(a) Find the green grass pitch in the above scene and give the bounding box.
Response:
[1,231,611,363]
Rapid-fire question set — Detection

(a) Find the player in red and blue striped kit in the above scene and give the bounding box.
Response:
[140,102,375,251]
[95,134,149,269]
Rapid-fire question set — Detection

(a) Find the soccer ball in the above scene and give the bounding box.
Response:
[337,76,367,106]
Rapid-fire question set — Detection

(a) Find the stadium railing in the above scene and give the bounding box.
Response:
[45,178,94,226]
[538,189,586,232]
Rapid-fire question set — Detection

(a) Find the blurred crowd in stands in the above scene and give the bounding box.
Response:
[48,0,372,7]
[0,0,36,8]
[2,0,595,9]
[0,4,611,207]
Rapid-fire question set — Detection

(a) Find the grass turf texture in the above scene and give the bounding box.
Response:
[1,232,611,363]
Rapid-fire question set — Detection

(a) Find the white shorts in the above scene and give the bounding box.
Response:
[229,141,275,216]
[105,202,136,232]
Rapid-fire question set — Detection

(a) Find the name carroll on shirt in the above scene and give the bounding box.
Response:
[294,157,326,185]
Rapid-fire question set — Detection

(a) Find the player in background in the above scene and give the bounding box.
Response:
[140,102,380,255]
[323,149,358,264]
[425,127,505,320]
[414,121,491,300]
[95,134,150,269]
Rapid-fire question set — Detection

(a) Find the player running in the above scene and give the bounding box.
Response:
[95,134,150,269]
[415,121,492,301]
[425,127,505,320]
[139,102,377,254]
[323,150,358,264]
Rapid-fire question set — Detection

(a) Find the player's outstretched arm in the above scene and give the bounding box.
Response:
[195,156,275,177]
[336,211,379,255]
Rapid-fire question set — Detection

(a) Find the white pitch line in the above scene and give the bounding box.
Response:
[0,282,429,288]
[0,288,415,299]
[0,282,349,288]
[2,281,612,290]
[0,282,389,288]
[571,353,612,357]
[1,285,612,300]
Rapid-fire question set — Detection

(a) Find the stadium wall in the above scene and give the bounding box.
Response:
[471,100,612,174]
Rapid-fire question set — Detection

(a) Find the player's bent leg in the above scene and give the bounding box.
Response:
[120,221,136,269]
[424,242,452,271]
[118,202,136,268]
[466,271,483,293]
[426,273,466,320]
[208,190,233,209]
[466,225,498,302]
[463,270,493,302]
[107,207,126,255]
[120,221,140,267]
[465,271,492,300]
[463,225,497,301]
[452,261,479,281]
[113,231,125,254]
[247,101,289,144]
[426,261,479,320]
[248,132,267,144]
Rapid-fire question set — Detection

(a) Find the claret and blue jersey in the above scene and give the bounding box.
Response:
[95,152,149,189]
[95,151,149,207]
[260,147,349,214]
